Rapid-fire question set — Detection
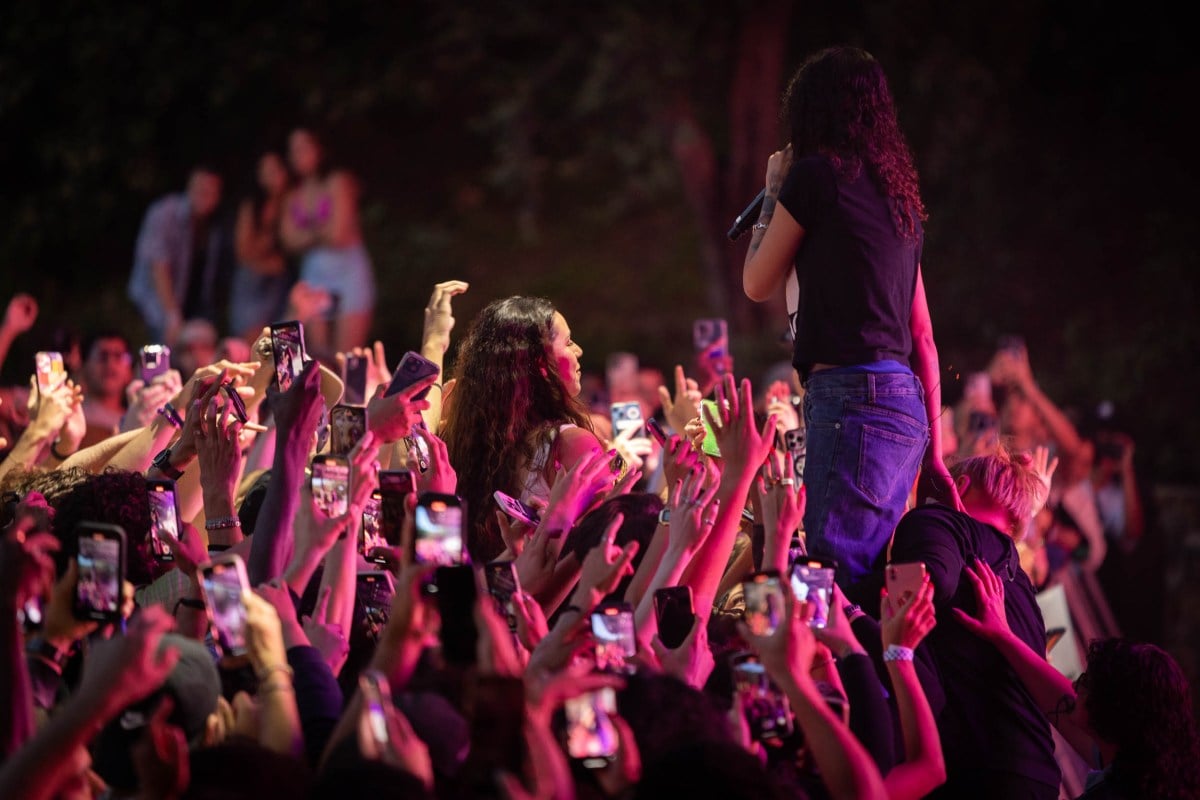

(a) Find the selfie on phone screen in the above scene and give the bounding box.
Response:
[414,494,464,566]
[76,535,122,618]
[565,688,618,767]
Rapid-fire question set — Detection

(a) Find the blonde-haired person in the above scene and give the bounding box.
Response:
[883,445,1062,799]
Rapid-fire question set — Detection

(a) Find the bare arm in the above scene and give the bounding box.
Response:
[235,200,286,277]
[909,266,963,510]
[278,191,316,254]
[322,172,360,249]
[742,148,801,302]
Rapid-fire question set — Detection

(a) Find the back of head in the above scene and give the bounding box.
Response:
[184,740,313,800]
[634,739,786,800]
[949,446,1043,538]
[782,45,924,238]
[616,672,733,767]
[441,295,590,562]
[51,467,159,587]
[1081,638,1200,799]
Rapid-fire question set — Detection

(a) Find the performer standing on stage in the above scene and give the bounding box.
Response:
[742,45,961,602]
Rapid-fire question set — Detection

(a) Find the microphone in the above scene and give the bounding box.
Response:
[727,188,766,241]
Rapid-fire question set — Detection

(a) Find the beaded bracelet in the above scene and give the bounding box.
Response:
[257,663,295,683]
[205,516,241,531]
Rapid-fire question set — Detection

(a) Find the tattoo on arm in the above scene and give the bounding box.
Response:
[745,196,777,260]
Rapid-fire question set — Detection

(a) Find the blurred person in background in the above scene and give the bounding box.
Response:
[231,151,296,343]
[77,331,133,448]
[280,127,375,364]
[126,165,228,346]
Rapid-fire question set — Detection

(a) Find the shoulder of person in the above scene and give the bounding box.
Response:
[326,170,359,193]
[555,424,602,463]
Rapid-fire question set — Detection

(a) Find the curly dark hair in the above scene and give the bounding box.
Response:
[49,468,159,588]
[1080,638,1200,799]
[782,46,926,240]
[439,296,593,563]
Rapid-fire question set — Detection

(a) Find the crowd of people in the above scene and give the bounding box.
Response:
[0,44,1196,800]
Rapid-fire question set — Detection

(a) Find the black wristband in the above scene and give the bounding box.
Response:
[173,597,206,615]
[50,439,73,461]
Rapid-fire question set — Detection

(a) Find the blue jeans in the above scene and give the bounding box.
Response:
[802,369,929,591]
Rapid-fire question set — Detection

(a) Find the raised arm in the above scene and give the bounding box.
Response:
[742,148,802,302]
[417,280,469,434]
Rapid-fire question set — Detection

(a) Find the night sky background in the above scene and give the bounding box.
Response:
[1,0,1198,704]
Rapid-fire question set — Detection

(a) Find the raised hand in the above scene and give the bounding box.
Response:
[756,449,805,574]
[366,377,435,444]
[951,558,1012,643]
[2,293,38,335]
[881,572,937,651]
[706,375,777,484]
[665,460,722,558]
[571,514,639,612]
[651,616,715,689]
[422,280,469,355]
[411,426,456,495]
[538,447,617,536]
[657,364,703,437]
[78,606,181,717]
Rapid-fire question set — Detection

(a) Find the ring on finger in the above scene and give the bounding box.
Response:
[780,478,795,486]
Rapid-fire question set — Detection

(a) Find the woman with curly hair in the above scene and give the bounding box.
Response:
[439,296,605,563]
[742,45,959,600]
[957,561,1200,799]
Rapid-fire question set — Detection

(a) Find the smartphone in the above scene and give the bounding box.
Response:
[34,351,67,396]
[200,554,250,657]
[269,320,307,391]
[146,478,179,562]
[464,675,527,780]
[742,570,785,637]
[731,651,793,742]
[329,404,368,457]
[790,557,836,629]
[493,490,541,528]
[653,586,695,650]
[361,489,384,556]
[404,422,431,473]
[73,522,126,623]
[885,561,928,608]
[413,491,465,566]
[609,401,645,441]
[485,560,521,631]
[356,570,395,643]
[310,454,350,518]
[378,469,416,546]
[222,381,249,424]
[783,427,806,485]
[384,350,440,401]
[646,416,668,447]
[564,686,619,768]
[699,398,723,458]
[592,601,636,675]
[342,354,369,406]
[139,344,171,385]
[432,564,478,666]
[359,668,394,752]
[693,318,730,375]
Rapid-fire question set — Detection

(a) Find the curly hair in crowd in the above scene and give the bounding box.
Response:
[49,467,159,587]
[782,45,926,240]
[440,296,593,562]
[1079,638,1200,800]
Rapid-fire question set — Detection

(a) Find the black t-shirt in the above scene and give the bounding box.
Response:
[888,504,1061,794]
[777,156,922,378]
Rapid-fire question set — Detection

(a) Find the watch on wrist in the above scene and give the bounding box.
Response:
[657,507,671,526]
[152,447,185,480]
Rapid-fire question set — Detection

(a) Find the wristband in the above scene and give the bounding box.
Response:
[256,663,295,683]
[883,644,915,662]
[657,507,671,526]
[173,597,206,615]
[50,439,74,461]
[157,403,184,429]
[205,516,241,531]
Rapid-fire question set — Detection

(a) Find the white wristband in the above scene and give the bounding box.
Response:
[883,644,915,662]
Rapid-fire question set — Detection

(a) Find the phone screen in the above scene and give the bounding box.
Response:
[790,559,835,629]
[783,428,806,485]
[378,470,415,546]
[202,557,249,656]
[342,355,369,406]
[591,603,636,675]
[885,562,927,608]
[693,318,730,375]
[414,492,464,566]
[699,399,723,457]
[35,351,66,395]
[564,687,619,767]
[270,321,306,391]
[361,490,384,556]
[359,669,393,749]
[609,401,645,440]
[485,560,520,631]
[146,480,178,562]
[742,572,785,636]
[385,351,440,400]
[140,345,171,385]
[311,456,350,518]
[329,405,367,457]
[75,528,124,621]
[646,416,668,447]
[653,587,695,650]
[356,571,394,644]
[731,653,793,741]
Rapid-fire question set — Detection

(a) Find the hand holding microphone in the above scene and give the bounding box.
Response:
[728,146,793,241]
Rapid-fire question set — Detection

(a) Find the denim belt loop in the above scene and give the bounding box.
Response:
[867,373,876,404]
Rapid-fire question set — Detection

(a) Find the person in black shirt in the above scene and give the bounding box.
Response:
[888,447,1061,798]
